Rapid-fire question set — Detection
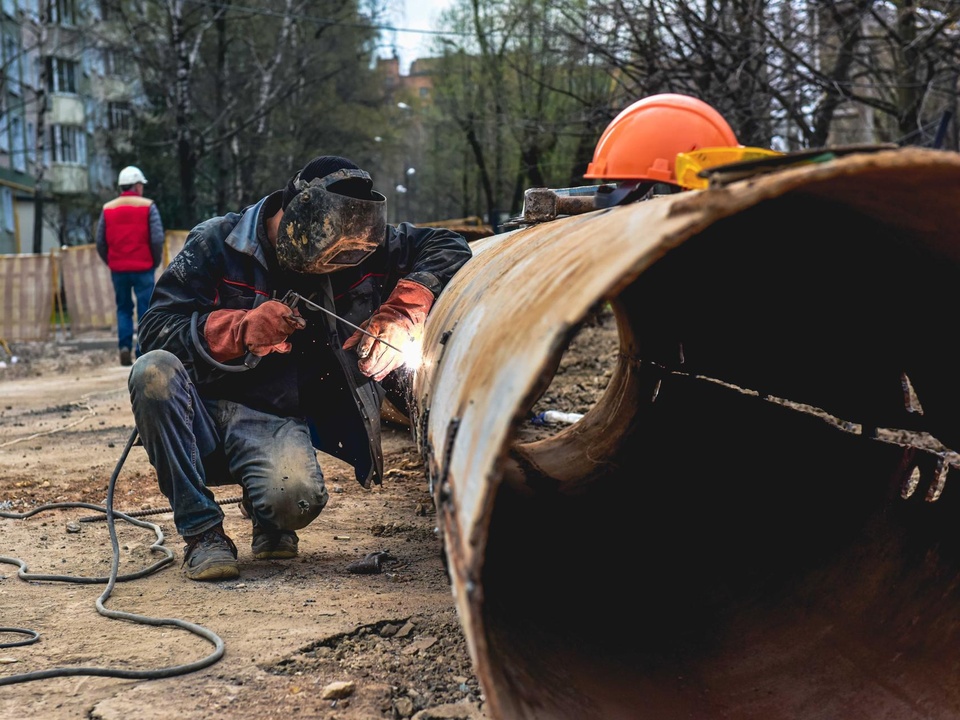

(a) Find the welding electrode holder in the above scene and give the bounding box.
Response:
[236,291,303,370]
[190,291,302,373]
[188,299,297,374]
[190,311,246,373]
[190,290,402,374]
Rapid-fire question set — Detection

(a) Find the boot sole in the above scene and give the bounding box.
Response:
[184,561,240,581]
[253,549,298,560]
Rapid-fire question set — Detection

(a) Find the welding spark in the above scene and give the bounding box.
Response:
[402,335,424,373]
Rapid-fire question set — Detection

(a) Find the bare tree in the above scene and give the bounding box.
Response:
[432,0,613,224]
[90,0,389,227]
[555,0,960,150]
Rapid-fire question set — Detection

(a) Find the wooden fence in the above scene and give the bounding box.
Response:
[0,230,189,343]
[0,254,55,342]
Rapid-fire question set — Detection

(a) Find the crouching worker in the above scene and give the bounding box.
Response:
[128,156,472,581]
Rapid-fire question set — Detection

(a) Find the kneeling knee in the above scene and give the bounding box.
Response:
[128,350,185,401]
[262,480,328,530]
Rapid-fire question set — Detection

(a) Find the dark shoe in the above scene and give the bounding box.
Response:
[119,348,132,366]
[252,524,299,560]
[182,524,239,581]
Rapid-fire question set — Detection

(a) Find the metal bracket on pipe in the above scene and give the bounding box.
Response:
[521,187,601,224]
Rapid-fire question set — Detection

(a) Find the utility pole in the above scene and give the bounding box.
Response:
[32,0,50,254]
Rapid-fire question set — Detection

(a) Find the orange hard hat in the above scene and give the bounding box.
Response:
[584,93,739,183]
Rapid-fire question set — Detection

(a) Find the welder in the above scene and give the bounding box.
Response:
[127,156,472,581]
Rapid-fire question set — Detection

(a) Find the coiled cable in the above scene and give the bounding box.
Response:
[0,427,226,684]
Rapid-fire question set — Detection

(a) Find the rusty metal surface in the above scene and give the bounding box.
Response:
[522,187,598,223]
[410,148,960,720]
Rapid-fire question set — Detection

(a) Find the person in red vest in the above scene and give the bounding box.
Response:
[96,165,165,366]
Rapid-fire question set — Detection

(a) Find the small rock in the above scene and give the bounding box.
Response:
[320,680,356,700]
[380,623,400,637]
[401,636,437,655]
[394,697,415,717]
[411,702,487,719]
[396,621,415,638]
[65,522,81,533]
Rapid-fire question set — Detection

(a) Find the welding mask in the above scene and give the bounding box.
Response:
[276,167,387,274]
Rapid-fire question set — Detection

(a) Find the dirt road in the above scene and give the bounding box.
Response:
[0,340,485,720]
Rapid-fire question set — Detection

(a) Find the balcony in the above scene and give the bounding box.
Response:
[49,95,84,125]
[47,164,88,194]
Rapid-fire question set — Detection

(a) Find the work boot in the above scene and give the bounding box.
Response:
[119,347,132,366]
[252,524,299,560]
[182,524,239,581]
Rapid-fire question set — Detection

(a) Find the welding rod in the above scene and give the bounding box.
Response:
[293,294,405,354]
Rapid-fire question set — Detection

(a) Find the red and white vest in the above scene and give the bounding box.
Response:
[102,191,154,272]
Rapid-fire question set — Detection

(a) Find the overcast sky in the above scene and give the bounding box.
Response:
[382,0,455,73]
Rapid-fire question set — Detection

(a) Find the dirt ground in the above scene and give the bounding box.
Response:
[0,310,618,720]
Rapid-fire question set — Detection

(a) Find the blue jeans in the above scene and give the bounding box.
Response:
[111,269,155,351]
[127,350,329,539]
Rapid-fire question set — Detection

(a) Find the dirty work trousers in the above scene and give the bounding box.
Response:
[111,269,155,353]
[127,349,329,539]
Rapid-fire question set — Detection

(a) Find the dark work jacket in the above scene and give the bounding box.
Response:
[138,190,472,488]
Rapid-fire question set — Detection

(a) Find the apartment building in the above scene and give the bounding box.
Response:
[0,0,133,255]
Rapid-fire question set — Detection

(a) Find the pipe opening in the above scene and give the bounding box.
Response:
[477,194,960,719]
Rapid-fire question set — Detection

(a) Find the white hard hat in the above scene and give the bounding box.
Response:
[118,166,147,186]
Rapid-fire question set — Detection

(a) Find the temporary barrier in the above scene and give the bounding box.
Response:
[162,230,188,268]
[411,147,960,720]
[0,253,54,341]
[1,228,226,342]
[59,244,114,332]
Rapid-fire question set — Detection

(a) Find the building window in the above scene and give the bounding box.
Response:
[49,124,85,164]
[46,57,78,93]
[51,0,77,26]
[108,101,131,131]
[101,48,119,75]
[26,120,34,165]
[4,33,20,96]
[10,114,24,172]
[26,120,34,164]
[1,187,13,233]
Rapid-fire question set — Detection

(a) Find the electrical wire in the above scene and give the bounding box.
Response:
[0,427,227,685]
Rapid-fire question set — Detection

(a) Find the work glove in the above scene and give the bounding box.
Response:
[204,300,306,362]
[342,279,434,381]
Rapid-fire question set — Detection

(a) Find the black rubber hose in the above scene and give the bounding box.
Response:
[0,427,227,685]
[190,310,261,372]
[0,628,39,648]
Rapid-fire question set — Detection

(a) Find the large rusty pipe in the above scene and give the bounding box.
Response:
[410,148,960,720]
